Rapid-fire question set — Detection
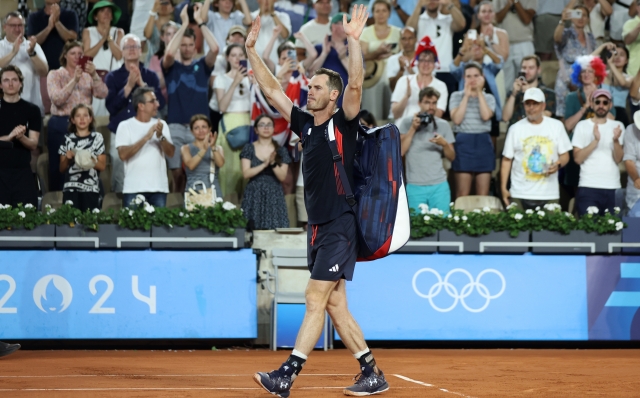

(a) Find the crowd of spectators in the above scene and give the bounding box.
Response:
[3,0,640,230]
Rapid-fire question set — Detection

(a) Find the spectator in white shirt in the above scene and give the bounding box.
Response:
[116,87,175,208]
[572,89,624,216]
[250,0,292,66]
[387,26,418,92]
[624,110,640,217]
[200,0,252,53]
[295,0,332,61]
[501,88,572,210]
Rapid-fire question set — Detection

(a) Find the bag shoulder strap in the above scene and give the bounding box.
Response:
[325,118,356,207]
[292,118,313,162]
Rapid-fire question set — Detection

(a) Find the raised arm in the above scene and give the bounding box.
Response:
[193,2,219,69]
[405,0,424,31]
[342,5,368,121]
[245,16,294,122]
[262,25,283,73]
[162,6,189,70]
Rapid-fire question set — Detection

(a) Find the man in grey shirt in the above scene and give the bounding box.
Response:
[400,86,456,214]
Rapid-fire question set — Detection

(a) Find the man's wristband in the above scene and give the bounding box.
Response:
[198,22,206,28]
[28,51,37,57]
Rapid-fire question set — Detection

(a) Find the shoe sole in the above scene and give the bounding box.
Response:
[343,385,390,396]
[252,373,290,398]
[0,345,20,358]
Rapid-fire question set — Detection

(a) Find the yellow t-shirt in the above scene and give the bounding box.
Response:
[623,17,640,76]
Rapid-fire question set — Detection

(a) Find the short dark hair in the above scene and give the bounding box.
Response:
[59,41,82,67]
[464,61,484,75]
[132,86,155,112]
[190,114,211,131]
[314,68,344,98]
[419,87,440,102]
[521,54,541,68]
[67,104,95,133]
[359,109,377,127]
[277,41,295,59]
[183,27,196,41]
[477,0,492,11]
[0,64,24,95]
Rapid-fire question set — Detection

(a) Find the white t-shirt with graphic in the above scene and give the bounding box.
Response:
[572,118,625,189]
[417,11,454,72]
[503,117,572,200]
[115,117,173,194]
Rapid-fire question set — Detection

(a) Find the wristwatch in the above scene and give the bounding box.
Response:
[159,135,166,142]
[394,4,401,10]
[28,50,37,57]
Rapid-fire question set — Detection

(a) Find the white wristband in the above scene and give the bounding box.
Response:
[149,11,158,19]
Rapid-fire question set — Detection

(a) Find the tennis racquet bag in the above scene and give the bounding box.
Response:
[326,120,410,261]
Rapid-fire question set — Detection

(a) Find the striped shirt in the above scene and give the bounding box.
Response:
[449,91,496,134]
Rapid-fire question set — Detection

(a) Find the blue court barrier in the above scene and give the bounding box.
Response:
[0,250,257,339]
[340,254,640,341]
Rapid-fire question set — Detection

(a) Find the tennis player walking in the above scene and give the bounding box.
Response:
[246,5,389,397]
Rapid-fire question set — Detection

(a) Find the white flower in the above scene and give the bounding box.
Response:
[454,216,460,222]
[438,209,444,216]
[587,206,599,215]
[543,203,561,211]
[92,208,100,214]
[608,219,615,224]
[526,209,534,215]
[447,214,452,219]
[537,211,545,217]
[144,203,155,213]
[514,213,523,221]
[418,203,429,215]
[615,222,624,231]
[128,209,134,217]
[185,214,189,218]
[48,208,56,215]
[449,202,454,207]
[65,200,73,205]
[462,215,468,221]
[179,212,184,217]
[423,215,430,221]
[135,194,146,204]
[18,211,26,218]
[429,208,441,215]
[482,206,491,212]
[604,208,610,213]
[506,203,517,209]
[24,203,34,209]
[222,201,237,211]
[45,204,51,209]
[215,197,224,203]
[614,207,621,213]
[535,206,540,211]
[473,209,482,213]
[564,212,572,218]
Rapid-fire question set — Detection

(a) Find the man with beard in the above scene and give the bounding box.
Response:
[502,55,556,128]
[501,88,571,210]
[572,89,625,216]
[247,5,391,397]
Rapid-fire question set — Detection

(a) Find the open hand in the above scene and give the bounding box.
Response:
[12,36,23,55]
[429,133,447,147]
[179,3,189,25]
[193,3,204,25]
[246,17,261,49]
[343,4,368,40]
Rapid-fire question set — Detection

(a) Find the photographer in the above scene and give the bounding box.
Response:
[596,42,633,126]
[502,55,556,128]
[400,87,455,214]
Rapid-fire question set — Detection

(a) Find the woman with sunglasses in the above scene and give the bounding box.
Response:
[240,115,291,230]
[82,1,124,117]
[214,43,251,204]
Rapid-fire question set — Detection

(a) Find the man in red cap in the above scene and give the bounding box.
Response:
[572,88,625,216]
[391,35,448,126]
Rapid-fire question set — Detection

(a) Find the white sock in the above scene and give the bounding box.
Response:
[353,348,370,359]
[291,349,308,360]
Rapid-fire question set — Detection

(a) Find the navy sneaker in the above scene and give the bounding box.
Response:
[0,342,20,358]
[343,368,389,396]
[253,369,293,397]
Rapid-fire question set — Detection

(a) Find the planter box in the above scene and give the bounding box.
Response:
[438,230,530,253]
[397,233,438,253]
[150,226,245,249]
[55,225,101,249]
[531,230,621,254]
[0,225,55,248]
[622,217,640,254]
[98,224,151,249]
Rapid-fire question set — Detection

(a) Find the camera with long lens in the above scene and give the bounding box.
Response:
[417,112,434,127]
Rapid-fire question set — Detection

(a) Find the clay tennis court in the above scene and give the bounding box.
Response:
[1,348,639,397]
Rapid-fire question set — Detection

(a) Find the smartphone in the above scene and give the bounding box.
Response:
[78,55,93,70]
[467,29,477,41]
[517,70,526,81]
[569,9,582,19]
[327,35,332,42]
[390,43,398,50]
[239,59,248,70]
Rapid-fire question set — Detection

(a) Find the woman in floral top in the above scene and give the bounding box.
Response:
[46,40,108,191]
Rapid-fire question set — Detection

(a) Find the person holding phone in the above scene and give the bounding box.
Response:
[162,0,219,193]
[213,43,250,204]
[360,0,401,122]
[554,4,596,118]
[249,0,292,66]
[46,40,108,192]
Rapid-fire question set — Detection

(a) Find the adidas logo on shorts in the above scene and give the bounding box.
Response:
[330,264,340,272]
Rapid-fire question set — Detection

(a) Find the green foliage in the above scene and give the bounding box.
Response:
[409,203,625,238]
[0,203,47,230]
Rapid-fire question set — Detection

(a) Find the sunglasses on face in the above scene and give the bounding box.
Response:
[594,100,610,106]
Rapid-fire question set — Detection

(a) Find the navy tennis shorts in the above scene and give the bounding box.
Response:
[307,212,358,281]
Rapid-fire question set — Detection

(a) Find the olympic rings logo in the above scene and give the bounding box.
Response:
[412,268,506,313]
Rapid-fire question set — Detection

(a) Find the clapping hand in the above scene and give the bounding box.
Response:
[593,123,601,142]
[155,120,164,138]
[208,131,218,148]
[613,125,622,142]
[27,37,37,54]
[9,125,26,140]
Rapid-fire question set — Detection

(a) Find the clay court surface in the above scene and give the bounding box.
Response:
[1,349,639,397]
